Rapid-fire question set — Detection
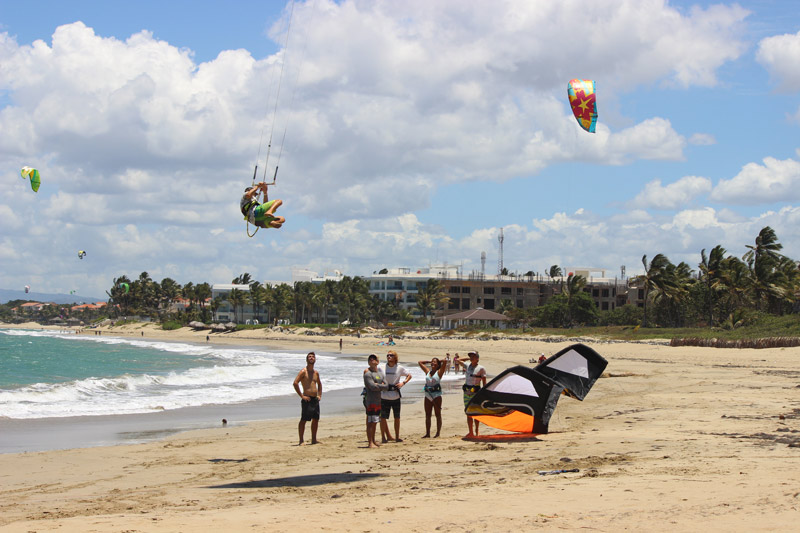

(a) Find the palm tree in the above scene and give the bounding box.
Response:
[210,295,224,323]
[195,282,212,321]
[231,273,253,285]
[633,254,673,327]
[563,273,587,326]
[227,288,245,323]
[743,227,788,311]
[699,245,726,325]
[250,282,267,323]
[415,279,449,322]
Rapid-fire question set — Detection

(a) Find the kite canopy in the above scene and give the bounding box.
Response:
[24,285,30,294]
[567,79,598,133]
[534,343,608,401]
[20,166,41,192]
[465,343,608,434]
[78,250,86,260]
[119,282,130,294]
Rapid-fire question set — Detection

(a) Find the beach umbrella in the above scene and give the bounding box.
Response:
[224,322,237,330]
[188,321,207,329]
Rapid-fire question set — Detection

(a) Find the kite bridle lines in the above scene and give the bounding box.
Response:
[248,0,305,237]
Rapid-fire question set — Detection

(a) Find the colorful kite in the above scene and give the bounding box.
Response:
[20,167,41,192]
[78,250,86,260]
[567,79,598,133]
[466,343,607,434]
[24,285,30,294]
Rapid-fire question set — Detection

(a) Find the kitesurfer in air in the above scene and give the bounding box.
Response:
[241,181,285,229]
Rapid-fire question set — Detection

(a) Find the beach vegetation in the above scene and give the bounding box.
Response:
[9,226,796,341]
[161,320,182,330]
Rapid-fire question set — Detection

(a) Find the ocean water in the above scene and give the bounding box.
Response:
[0,329,434,420]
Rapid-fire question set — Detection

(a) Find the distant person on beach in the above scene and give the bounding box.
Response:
[293,352,322,445]
[463,351,487,438]
[339,338,343,351]
[418,357,447,438]
[538,353,546,364]
[363,354,390,448]
[240,181,285,229]
[379,350,411,443]
[445,353,451,373]
[452,353,461,373]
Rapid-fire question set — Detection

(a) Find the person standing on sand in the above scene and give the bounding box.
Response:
[363,354,389,448]
[418,357,447,438]
[293,352,322,445]
[379,350,411,443]
[463,351,486,438]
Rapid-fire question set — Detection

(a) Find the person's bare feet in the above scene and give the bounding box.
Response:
[422,434,430,438]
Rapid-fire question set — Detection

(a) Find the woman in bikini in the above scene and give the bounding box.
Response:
[418,357,447,438]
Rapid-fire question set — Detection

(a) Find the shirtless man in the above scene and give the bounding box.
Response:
[293,352,322,445]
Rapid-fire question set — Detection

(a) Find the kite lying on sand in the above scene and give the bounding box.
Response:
[465,343,608,434]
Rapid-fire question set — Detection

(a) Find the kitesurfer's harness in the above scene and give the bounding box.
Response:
[462,384,481,393]
[424,384,442,393]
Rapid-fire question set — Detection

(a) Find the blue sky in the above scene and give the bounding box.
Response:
[1,0,800,296]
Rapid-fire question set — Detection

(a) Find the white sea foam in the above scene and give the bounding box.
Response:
[0,330,451,419]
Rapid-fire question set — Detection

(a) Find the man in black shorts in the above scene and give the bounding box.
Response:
[379,350,411,442]
[293,352,322,445]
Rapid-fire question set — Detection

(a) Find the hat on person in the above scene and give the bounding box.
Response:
[468,351,479,358]
[368,354,378,361]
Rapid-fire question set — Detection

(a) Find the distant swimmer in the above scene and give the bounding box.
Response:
[241,181,285,229]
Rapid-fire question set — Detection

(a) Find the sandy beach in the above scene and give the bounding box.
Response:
[1,323,799,531]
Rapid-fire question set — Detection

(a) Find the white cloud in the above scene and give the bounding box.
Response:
[688,133,716,146]
[757,30,800,91]
[0,1,755,294]
[630,175,712,210]
[711,157,800,204]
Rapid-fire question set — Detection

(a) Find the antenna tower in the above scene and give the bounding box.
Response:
[480,251,486,279]
[497,227,504,275]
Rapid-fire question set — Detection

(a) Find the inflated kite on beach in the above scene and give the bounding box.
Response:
[465,343,608,434]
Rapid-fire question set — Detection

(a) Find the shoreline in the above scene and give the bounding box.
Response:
[0,323,457,453]
[1,322,799,530]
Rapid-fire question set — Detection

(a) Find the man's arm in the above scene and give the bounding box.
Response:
[315,371,322,400]
[244,186,260,200]
[396,366,412,388]
[259,182,270,201]
[293,369,308,400]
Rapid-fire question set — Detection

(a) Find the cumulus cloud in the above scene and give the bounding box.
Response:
[0,0,754,293]
[711,157,800,204]
[630,175,712,210]
[757,30,800,91]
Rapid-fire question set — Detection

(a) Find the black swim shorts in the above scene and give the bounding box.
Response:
[380,398,401,419]
[300,398,320,421]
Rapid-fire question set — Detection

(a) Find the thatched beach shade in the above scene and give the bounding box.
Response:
[188,321,207,329]
[224,322,237,331]
[210,323,226,332]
